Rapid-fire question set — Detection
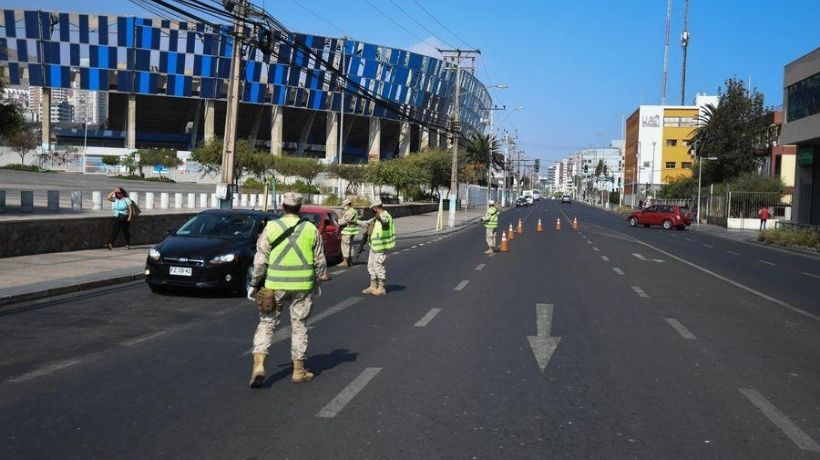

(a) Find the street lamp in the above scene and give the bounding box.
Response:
[696,155,718,227]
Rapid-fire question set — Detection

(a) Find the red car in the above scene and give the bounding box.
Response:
[298,205,344,264]
[628,205,692,230]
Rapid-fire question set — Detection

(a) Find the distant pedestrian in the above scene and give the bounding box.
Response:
[758,205,771,230]
[481,200,499,254]
[107,187,133,249]
[638,199,644,209]
[337,198,359,267]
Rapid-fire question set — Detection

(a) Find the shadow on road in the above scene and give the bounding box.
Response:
[261,349,359,386]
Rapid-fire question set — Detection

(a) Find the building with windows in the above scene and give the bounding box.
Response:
[0,9,490,161]
[623,94,717,206]
[782,48,820,225]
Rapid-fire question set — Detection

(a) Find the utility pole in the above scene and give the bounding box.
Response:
[661,0,672,105]
[440,48,480,228]
[219,0,247,209]
[337,36,348,197]
[502,130,509,207]
[680,0,690,105]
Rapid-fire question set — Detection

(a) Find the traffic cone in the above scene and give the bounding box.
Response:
[500,233,509,252]
[507,224,515,240]
[572,217,579,230]
[517,218,524,234]
[536,218,543,232]
[555,218,561,231]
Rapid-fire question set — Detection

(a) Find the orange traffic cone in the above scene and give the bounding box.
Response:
[516,218,524,234]
[572,217,579,230]
[507,224,515,240]
[500,233,509,252]
[555,218,561,231]
[536,218,543,232]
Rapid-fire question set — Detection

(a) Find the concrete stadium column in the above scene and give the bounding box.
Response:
[326,112,339,162]
[368,118,381,163]
[125,94,136,150]
[189,100,202,149]
[203,100,215,142]
[429,128,438,149]
[296,112,316,156]
[270,105,283,156]
[442,131,451,150]
[343,116,355,148]
[40,88,51,152]
[399,121,411,157]
[420,125,430,150]
[249,105,264,147]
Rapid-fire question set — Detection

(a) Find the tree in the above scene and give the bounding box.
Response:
[410,149,451,197]
[6,126,38,165]
[0,70,25,140]
[688,78,768,184]
[463,133,503,185]
[657,176,697,199]
[367,157,429,198]
[101,156,121,167]
[135,148,181,177]
[191,138,223,172]
[326,163,368,195]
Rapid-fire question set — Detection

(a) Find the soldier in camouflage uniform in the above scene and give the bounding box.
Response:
[336,198,359,267]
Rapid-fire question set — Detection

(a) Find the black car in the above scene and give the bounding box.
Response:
[145,209,276,294]
[515,197,529,207]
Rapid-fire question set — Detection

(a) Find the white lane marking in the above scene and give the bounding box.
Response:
[121,331,167,347]
[586,240,593,245]
[665,318,697,340]
[612,267,625,276]
[759,260,776,266]
[601,256,610,262]
[726,250,740,256]
[739,388,820,452]
[317,367,382,418]
[330,269,346,275]
[802,272,820,281]
[8,360,81,383]
[454,280,470,291]
[633,253,664,263]
[240,297,364,356]
[592,247,600,252]
[631,286,649,298]
[703,244,714,248]
[414,308,442,327]
[475,264,486,271]
[684,237,693,242]
[411,245,418,249]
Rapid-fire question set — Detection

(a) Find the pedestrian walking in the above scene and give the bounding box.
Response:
[758,205,771,230]
[246,192,327,388]
[107,186,133,249]
[638,199,644,209]
[337,198,359,267]
[481,200,499,254]
[360,199,395,296]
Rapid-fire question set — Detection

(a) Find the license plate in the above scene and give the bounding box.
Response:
[169,266,192,277]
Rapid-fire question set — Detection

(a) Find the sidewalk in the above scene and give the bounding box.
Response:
[0,206,491,307]
[689,223,760,243]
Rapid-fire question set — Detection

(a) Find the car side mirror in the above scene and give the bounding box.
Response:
[325,224,337,233]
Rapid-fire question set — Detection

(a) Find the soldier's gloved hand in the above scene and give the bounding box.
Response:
[246,287,257,302]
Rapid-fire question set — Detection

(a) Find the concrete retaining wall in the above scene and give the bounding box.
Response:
[0,203,440,258]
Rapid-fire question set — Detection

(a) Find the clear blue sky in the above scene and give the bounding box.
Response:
[10,0,820,163]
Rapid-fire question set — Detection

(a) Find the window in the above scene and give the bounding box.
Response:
[682,162,693,169]
[787,72,820,122]
[665,162,676,169]
[666,139,677,147]
[664,116,698,127]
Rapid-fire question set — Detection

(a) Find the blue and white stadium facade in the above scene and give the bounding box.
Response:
[0,9,491,162]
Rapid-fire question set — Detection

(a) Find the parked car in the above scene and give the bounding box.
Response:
[627,205,692,230]
[515,197,529,207]
[146,207,343,294]
[561,195,572,204]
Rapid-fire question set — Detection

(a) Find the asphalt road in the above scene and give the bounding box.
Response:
[1,200,820,459]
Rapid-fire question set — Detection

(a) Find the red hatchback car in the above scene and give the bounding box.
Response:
[298,205,344,264]
[628,205,692,230]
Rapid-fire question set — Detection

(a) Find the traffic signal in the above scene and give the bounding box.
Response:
[583,165,588,174]
[534,159,540,172]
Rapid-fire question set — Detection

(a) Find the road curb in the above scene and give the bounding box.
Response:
[0,273,145,308]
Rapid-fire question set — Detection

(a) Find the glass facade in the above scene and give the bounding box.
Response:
[0,9,490,134]
[787,72,820,122]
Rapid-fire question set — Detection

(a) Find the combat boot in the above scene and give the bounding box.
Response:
[484,248,494,255]
[338,259,349,268]
[372,280,386,296]
[249,353,266,388]
[292,360,314,383]
[362,280,378,294]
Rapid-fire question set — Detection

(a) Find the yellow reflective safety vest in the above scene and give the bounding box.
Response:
[484,207,499,229]
[369,211,395,253]
[264,215,317,291]
[341,207,360,236]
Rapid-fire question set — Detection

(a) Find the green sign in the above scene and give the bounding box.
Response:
[798,147,814,166]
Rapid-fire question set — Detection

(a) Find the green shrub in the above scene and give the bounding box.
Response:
[323,194,342,206]
[758,228,820,252]
[277,181,320,194]
[0,164,53,173]
[242,177,266,192]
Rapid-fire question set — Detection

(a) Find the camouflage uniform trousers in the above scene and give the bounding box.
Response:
[485,228,497,249]
[252,290,312,360]
[367,250,387,282]
[341,234,355,259]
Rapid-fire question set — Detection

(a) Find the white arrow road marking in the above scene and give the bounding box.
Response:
[740,388,820,452]
[527,303,561,373]
[632,253,664,263]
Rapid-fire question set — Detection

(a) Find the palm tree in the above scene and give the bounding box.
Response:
[463,133,504,185]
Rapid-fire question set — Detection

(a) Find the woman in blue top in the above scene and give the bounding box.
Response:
[107,186,133,249]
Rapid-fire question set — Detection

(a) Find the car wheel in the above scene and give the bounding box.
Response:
[628,217,638,227]
[148,283,167,294]
[662,219,673,230]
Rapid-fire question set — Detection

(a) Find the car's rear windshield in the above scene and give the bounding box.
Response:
[175,213,256,240]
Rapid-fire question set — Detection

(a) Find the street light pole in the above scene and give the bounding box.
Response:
[651,140,657,200]
[447,54,462,229]
[696,155,718,227]
[337,36,347,197]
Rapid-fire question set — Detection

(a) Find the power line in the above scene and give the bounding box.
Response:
[410,0,473,49]
[361,0,429,46]
[386,0,455,48]
[284,0,348,37]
